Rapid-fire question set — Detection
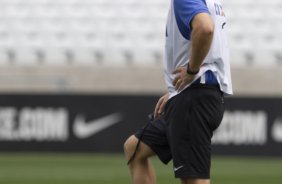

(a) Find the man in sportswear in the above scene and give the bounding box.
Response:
[124,0,232,184]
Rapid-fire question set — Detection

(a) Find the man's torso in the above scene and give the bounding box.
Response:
[164,0,233,98]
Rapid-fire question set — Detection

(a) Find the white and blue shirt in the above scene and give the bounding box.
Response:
[164,0,233,98]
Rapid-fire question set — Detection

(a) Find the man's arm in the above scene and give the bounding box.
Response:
[189,13,214,72]
[173,13,214,91]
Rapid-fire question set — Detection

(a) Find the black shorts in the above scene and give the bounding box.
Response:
[135,84,224,179]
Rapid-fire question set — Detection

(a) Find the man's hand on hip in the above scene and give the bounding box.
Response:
[173,66,196,92]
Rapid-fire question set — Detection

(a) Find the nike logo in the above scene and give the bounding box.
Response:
[174,165,184,172]
[272,118,282,142]
[73,113,122,139]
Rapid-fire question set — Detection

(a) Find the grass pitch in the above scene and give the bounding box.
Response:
[0,153,281,184]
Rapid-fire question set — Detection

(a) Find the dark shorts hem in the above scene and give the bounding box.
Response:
[134,134,171,165]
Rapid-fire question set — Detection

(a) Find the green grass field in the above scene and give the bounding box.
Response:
[0,153,281,184]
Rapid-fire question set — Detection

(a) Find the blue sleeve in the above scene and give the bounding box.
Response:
[174,0,210,40]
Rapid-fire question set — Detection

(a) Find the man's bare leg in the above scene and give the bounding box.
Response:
[181,179,210,184]
[124,135,156,184]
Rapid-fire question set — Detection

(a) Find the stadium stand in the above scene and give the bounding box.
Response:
[0,0,281,95]
[0,0,167,66]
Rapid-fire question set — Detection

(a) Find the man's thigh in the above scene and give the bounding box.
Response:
[134,117,172,164]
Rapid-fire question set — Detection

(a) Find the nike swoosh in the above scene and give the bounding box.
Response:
[73,113,122,139]
[272,118,282,142]
[174,165,184,172]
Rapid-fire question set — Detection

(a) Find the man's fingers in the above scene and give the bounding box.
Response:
[154,101,161,118]
[177,82,186,92]
[175,79,182,91]
[173,76,180,86]
[173,67,185,86]
[158,100,166,115]
[154,98,163,118]
[172,68,181,74]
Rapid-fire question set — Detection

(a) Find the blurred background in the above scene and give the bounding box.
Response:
[0,0,281,184]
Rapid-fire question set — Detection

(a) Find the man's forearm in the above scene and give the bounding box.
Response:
[189,13,214,72]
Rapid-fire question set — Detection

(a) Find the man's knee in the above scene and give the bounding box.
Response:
[123,135,155,162]
[123,135,139,160]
